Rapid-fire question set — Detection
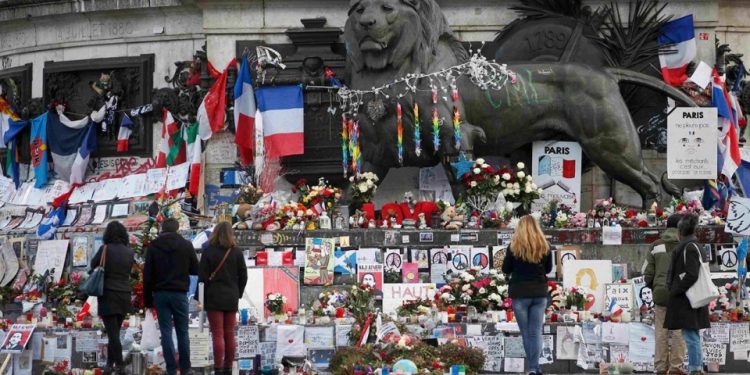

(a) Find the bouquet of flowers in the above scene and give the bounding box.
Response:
[671,197,704,215]
[265,293,287,315]
[437,268,509,312]
[349,172,379,206]
[461,158,502,212]
[396,298,434,317]
[570,212,588,228]
[312,289,348,317]
[499,162,542,213]
[236,183,264,205]
[563,286,591,310]
[588,198,625,223]
[540,200,576,228]
[296,178,343,213]
[346,283,375,321]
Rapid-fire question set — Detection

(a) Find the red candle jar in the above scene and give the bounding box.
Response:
[446,306,456,322]
[506,310,514,322]
[336,307,345,318]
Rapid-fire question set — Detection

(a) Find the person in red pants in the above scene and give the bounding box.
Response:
[197,222,248,374]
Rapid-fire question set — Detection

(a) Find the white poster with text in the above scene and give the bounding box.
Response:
[667,107,717,179]
[532,141,582,211]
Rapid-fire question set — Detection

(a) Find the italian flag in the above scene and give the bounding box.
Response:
[184,122,202,196]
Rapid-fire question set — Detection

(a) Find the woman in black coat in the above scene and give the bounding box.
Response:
[89,221,135,375]
[664,214,709,375]
[196,222,247,375]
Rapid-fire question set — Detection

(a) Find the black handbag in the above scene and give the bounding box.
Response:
[79,245,106,296]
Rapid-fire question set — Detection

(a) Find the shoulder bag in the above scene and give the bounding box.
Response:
[684,242,719,308]
[208,247,234,281]
[79,245,107,296]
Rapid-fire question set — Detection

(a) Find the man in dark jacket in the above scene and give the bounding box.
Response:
[665,214,710,375]
[144,218,198,375]
[644,214,685,375]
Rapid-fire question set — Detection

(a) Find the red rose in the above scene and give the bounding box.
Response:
[638,220,648,227]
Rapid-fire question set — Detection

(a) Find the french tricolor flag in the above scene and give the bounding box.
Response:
[234,57,256,166]
[256,85,304,159]
[608,298,622,316]
[713,71,742,179]
[658,15,696,86]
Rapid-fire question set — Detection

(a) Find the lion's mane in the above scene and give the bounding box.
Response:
[345,0,467,74]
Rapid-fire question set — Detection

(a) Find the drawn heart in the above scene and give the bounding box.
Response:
[288,339,294,344]
[584,294,596,311]
[641,336,647,342]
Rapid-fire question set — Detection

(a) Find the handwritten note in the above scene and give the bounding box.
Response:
[304,326,334,349]
[602,225,623,245]
[69,182,98,204]
[504,336,525,358]
[335,325,352,347]
[91,179,119,202]
[118,174,147,199]
[236,325,259,358]
[702,342,726,365]
[167,163,190,191]
[466,336,503,372]
[32,240,69,282]
[145,168,166,194]
[730,324,750,353]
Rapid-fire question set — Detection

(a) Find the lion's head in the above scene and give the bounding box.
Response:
[344,0,463,73]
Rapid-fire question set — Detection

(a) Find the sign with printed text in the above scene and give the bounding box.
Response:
[532,140,582,211]
[667,107,717,179]
[382,283,436,315]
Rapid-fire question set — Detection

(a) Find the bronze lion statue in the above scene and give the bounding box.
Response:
[344,0,696,207]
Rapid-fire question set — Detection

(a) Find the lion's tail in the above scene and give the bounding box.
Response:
[604,67,697,107]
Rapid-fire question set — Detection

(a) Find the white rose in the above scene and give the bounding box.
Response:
[319,293,325,299]
[502,173,511,181]
[490,280,497,287]
[526,176,533,182]
[473,168,481,174]
[538,188,544,194]
[514,189,521,195]
[513,182,520,189]
[358,183,368,193]
[470,181,477,187]
[441,292,451,301]
[505,202,513,211]
[517,171,525,179]
[525,186,532,194]
[493,175,500,182]
[476,158,485,165]
[479,287,487,294]
[481,164,489,169]
[462,284,470,291]
[282,296,288,303]
[531,183,537,189]
[349,176,354,182]
[366,180,374,188]
[517,162,525,169]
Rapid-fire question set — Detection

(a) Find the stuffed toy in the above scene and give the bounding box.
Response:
[441,206,464,230]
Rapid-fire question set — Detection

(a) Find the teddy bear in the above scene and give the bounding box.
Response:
[440,206,465,230]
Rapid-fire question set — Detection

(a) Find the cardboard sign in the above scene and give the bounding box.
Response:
[702,342,727,365]
[667,107,717,179]
[532,140,583,211]
[32,240,69,283]
[188,330,210,367]
[357,264,383,294]
[727,196,750,236]
[466,336,503,372]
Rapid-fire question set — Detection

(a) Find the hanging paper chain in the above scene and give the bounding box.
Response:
[355,120,362,174]
[396,102,404,165]
[452,88,462,150]
[432,88,440,153]
[349,119,362,175]
[432,88,440,154]
[341,114,349,177]
[414,102,422,157]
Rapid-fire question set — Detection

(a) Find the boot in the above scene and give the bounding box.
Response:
[212,368,225,375]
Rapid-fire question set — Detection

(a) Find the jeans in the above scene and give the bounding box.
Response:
[154,291,191,375]
[512,297,547,374]
[102,314,125,367]
[682,328,703,372]
[207,310,238,370]
[654,306,685,372]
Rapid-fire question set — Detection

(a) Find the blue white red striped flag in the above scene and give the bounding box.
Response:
[256,85,304,159]
[658,15,696,86]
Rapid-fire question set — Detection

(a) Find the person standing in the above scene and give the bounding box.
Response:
[90,221,134,375]
[664,214,709,375]
[644,214,686,375]
[144,218,199,375]
[502,215,552,375]
[196,222,247,375]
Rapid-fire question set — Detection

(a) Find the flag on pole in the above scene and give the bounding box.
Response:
[256,85,304,159]
[657,15,696,86]
[197,58,236,140]
[0,96,19,144]
[713,71,741,179]
[234,57,257,166]
[116,114,134,152]
[184,122,202,197]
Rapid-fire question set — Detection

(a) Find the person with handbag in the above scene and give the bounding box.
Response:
[501,215,552,375]
[89,221,134,375]
[195,222,247,375]
[664,214,710,375]
[144,218,199,375]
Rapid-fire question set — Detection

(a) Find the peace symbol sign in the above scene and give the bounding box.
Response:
[432,251,448,264]
[560,253,577,263]
[472,253,489,268]
[452,253,469,270]
[386,252,402,268]
[722,249,738,268]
